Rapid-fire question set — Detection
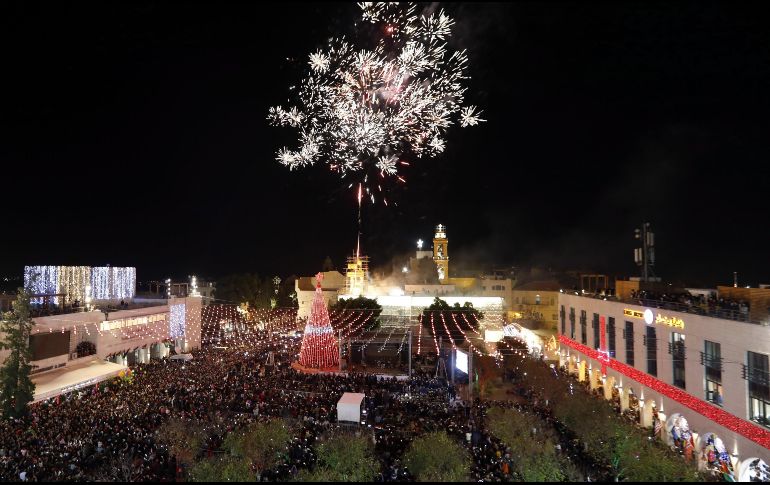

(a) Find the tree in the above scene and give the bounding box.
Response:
[222,419,291,474]
[322,256,335,272]
[403,432,471,482]
[189,456,256,482]
[276,275,299,308]
[421,298,483,344]
[475,355,500,399]
[156,417,207,470]
[296,433,379,482]
[215,274,273,308]
[0,285,36,418]
[332,297,382,330]
[486,407,579,482]
[76,340,96,358]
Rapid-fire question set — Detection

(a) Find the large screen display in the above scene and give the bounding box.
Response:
[29,331,71,361]
[455,349,468,374]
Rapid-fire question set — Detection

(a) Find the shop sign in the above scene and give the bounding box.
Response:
[624,309,645,319]
[625,308,655,324]
[655,313,685,329]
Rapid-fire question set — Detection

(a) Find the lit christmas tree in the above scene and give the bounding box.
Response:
[298,273,339,369]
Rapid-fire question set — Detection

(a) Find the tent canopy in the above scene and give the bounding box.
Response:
[337,392,365,423]
[169,354,193,361]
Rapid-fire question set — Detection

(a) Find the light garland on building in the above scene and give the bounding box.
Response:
[417,314,423,354]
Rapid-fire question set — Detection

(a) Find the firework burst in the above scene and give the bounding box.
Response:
[268,2,484,203]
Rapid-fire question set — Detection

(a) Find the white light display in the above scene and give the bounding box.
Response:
[455,349,468,374]
[24,265,136,304]
[170,303,186,339]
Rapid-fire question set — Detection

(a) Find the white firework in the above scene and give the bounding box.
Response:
[309,50,330,72]
[269,2,484,201]
[376,154,399,175]
[460,105,486,127]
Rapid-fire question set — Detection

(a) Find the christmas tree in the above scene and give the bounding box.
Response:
[299,273,339,369]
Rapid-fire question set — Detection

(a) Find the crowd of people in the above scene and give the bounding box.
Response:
[0,317,656,482]
[0,330,512,482]
[629,290,751,321]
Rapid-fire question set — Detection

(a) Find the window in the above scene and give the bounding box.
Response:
[592,313,600,350]
[646,326,657,377]
[670,332,686,389]
[569,307,575,340]
[607,317,616,359]
[580,310,587,345]
[747,351,770,427]
[624,321,634,366]
[703,341,723,406]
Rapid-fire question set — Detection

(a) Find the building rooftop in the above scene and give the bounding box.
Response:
[515,280,562,292]
[564,289,769,326]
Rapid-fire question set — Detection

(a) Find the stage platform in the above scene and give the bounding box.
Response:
[290,361,409,380]
[33,358,127,403]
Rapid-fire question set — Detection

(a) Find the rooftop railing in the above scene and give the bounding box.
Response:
[563,291,768,326]
[30,300,169,318]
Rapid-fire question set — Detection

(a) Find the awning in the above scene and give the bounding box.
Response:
[169,353,193,361]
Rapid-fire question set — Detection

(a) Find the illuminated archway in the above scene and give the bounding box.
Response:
[701,432,735,481]
[738,457,769,482]
[604,375,616,401]
[666,413,695,461]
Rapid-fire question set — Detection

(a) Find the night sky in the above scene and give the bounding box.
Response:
[2,2,769,287]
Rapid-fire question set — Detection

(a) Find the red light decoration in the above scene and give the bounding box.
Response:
[559,335,770,449]
[298,274,339,369]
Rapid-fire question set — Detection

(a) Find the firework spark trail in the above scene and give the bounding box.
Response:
[269,2,485,204]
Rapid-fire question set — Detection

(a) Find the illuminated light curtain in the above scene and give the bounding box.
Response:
[89,266,136,300]
[58,266,90,304]
[24,266,59,304]
[110,267,136,299]
[91,267,110,300]
[299,281,339,369]
[170,304,186,339]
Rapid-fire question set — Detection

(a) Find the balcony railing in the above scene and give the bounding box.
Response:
[742,364,770,387]
[668,342,686,359]
[700,352,723,370]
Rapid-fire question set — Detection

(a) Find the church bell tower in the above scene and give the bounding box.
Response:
[433,224,449,281]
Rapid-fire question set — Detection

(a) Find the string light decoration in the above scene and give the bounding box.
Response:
[169,304,186,339]
[559,335,770,450]
[298,274,340,369]
[268,2,485,204]
[25,265,135,304]
[417,314,423,354]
